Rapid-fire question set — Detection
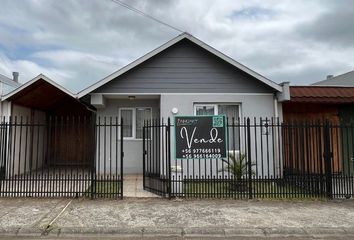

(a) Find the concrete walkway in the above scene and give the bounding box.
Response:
[123,175,159,198]
[0,198,354,239]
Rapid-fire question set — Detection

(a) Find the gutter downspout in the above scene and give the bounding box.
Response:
[273,93,280,177]
[274,95,278,119]
[274,81,291,178]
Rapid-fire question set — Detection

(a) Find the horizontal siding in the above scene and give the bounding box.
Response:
[94,39,275,94]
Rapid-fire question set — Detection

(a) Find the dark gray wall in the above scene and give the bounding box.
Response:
[94,39,275,94]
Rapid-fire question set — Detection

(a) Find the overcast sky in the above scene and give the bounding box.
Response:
[0,0,353,92]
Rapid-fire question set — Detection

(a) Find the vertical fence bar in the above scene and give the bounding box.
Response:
[247,118,253,199]
[167,118,171,199]
[120,118,124,199]
[143,122,146,189]
[91,116,97,200]
[324,120,333,199]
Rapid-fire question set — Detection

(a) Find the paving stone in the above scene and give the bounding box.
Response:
[123,175,159,198]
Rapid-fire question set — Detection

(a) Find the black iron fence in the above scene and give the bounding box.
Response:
[143,118,354,199]
[0,116,123,198]
[143,119,171,197]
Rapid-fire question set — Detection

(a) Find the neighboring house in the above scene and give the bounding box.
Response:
[283,86,354,123]
[0,72,21,95]
[287,71,354,176]
[0,72,21,117]
[283,84,354,176]
[312,71,354,87]
[311,70,354,126]
[0,74,94,175]
[78,33,290,174]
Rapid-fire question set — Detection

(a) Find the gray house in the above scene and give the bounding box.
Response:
[0,33,289,176]
[78,33,290,174]
[0,33,291,198]
[3,34,354,199]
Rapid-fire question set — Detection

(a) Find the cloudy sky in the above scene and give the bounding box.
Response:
[0,0,353,92]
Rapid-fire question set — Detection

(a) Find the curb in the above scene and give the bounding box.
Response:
[1,227,354,238]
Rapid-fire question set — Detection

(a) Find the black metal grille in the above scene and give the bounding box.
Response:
[143,119,171,197]
[0,116,123,198]
[143,118,354,199]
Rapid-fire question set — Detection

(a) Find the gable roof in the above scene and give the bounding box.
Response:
[0,73,21,88]
[2,74,76,101]
[78,33,282,98]
[312,70,354,87]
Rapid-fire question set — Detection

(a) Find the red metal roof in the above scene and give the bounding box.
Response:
[290,86,354,103]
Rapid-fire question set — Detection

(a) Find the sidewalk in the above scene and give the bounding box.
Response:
[0,198,354,239]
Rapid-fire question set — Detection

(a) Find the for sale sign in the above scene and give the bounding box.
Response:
[174,115,227,159]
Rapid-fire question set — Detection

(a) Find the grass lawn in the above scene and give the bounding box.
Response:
[182,179,324,199]
[85,180,122,198]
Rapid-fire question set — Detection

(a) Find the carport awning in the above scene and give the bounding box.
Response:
[3,74,93,115]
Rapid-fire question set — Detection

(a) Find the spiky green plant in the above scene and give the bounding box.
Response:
[220,152,255,180]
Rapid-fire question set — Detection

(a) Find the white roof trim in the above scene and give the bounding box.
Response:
[78,33,282,98]
[2,74,76,101]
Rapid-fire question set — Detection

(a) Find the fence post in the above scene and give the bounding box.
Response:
[142,122,146,190]
[167,118,172,199]
[247,118,253,199]
[120,118,124,199]
[323,120,333,199]
[90,116,96,200]
[0,119,5,181]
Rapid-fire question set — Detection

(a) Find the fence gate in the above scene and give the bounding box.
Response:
[0,116,124,199]
[143,119,171,197]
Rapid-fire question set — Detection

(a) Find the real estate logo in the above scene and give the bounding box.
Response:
[212,116,224,128]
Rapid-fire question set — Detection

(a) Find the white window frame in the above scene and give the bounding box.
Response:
[118,107,152,140]
[119,108,135,140]
[194,103,243,151]
[194,103,242,119]
[194,104,217,116]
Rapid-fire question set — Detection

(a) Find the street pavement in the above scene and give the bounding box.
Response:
[0,197,354,239]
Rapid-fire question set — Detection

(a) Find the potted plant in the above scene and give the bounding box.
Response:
[219,152,255,192]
